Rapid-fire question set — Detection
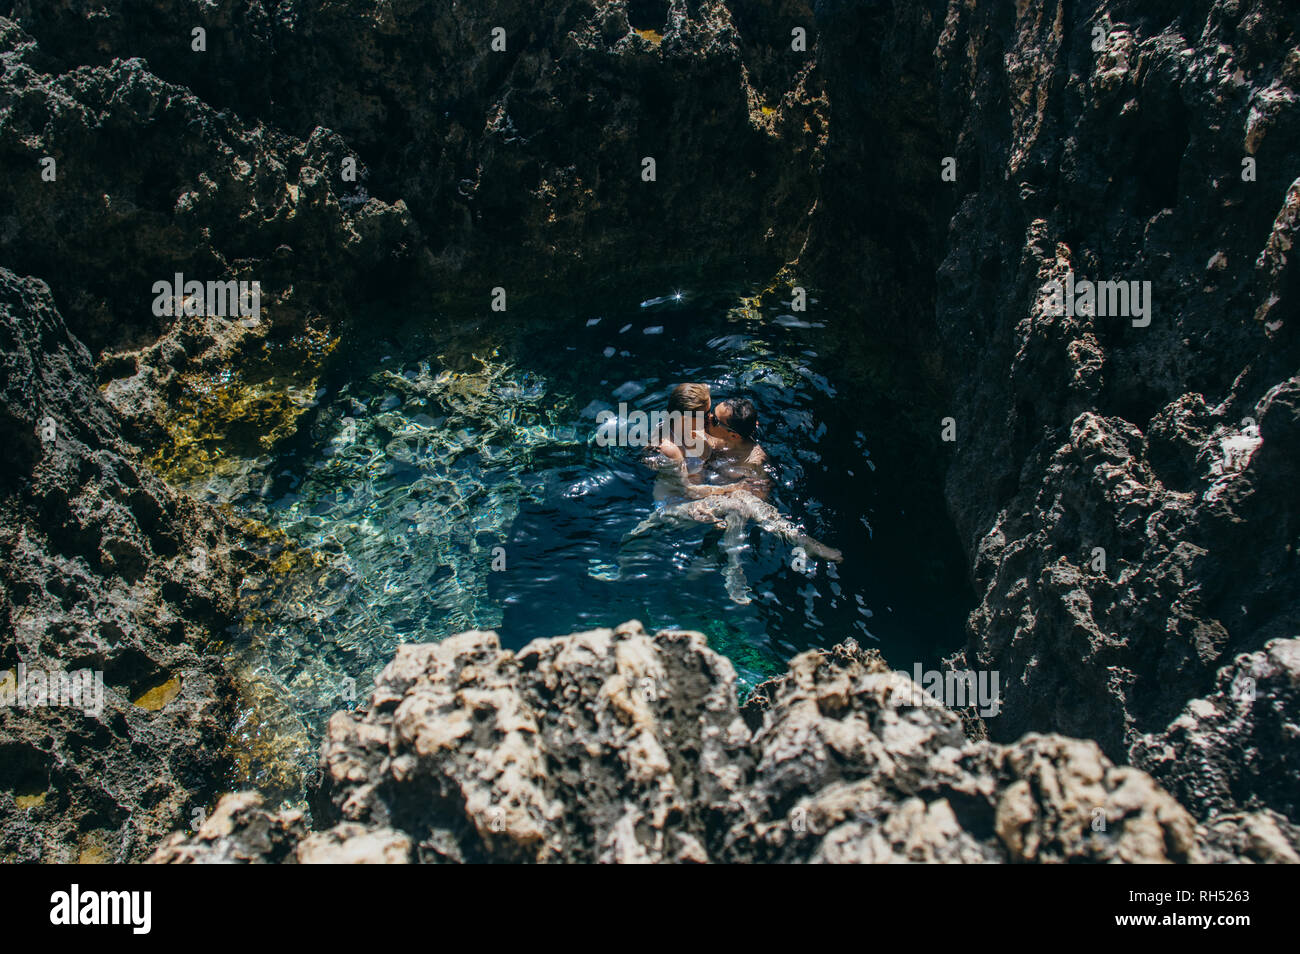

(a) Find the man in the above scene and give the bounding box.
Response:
[702,396,840,561]
[701,397,771,499]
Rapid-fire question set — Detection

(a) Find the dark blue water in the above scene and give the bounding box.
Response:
[211,278,972,797]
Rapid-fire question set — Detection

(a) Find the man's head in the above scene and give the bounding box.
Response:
[707,397,758,445]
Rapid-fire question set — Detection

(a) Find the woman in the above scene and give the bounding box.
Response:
[651,383,711,481]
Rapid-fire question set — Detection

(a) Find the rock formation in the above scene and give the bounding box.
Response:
[922,1,1300,829]
[0,0,1296,862]
[153,622,1294,864]
[0,268,250,861]
[3,1,824,293]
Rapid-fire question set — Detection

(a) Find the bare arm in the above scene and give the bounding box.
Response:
[652,445,750,499]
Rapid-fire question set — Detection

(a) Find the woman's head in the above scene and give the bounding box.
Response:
[667,382,711,414]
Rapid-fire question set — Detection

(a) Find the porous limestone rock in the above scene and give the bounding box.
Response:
[151,625,1222,864]
[0,268,252,862]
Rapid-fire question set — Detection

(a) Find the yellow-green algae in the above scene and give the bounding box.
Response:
[224,662,316,802]
[224,509,337,580]
[76,832,112,864]
[131,675,182,710]
[727,264,804,322]
[146,325,338,486]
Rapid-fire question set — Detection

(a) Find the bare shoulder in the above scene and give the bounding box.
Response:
[658,440,685,462]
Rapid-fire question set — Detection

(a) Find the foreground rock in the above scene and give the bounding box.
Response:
[152,622,1283,864]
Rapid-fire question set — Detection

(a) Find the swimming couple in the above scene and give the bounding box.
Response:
[624,383,842,605]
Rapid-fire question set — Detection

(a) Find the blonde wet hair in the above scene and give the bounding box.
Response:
[668,383,711,413]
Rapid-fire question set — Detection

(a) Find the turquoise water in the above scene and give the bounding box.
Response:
[205,279,972,798]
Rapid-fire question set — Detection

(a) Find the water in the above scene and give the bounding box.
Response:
[190,279,973,800]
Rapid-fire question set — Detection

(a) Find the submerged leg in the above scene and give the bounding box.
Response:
[616,505,701,578]
[721,510,752,605]
[751,507,845,563]
[626,503,705,540]
[793,533,843,563]
[626,514,663,540]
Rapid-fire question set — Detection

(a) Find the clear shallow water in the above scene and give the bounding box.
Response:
[190,279,972,800]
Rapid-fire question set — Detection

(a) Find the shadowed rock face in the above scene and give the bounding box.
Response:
[921,0,1300,810]
[152,622,1255,864]
[3,0,827,294]
[1132,638,1300,823]
[0,268,254,862]
[0,16,417,357]
[0,12,419,491]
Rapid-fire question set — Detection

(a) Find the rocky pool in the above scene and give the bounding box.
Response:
[180,277,972,801]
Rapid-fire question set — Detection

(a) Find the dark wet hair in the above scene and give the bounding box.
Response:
[724,397,758,440]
